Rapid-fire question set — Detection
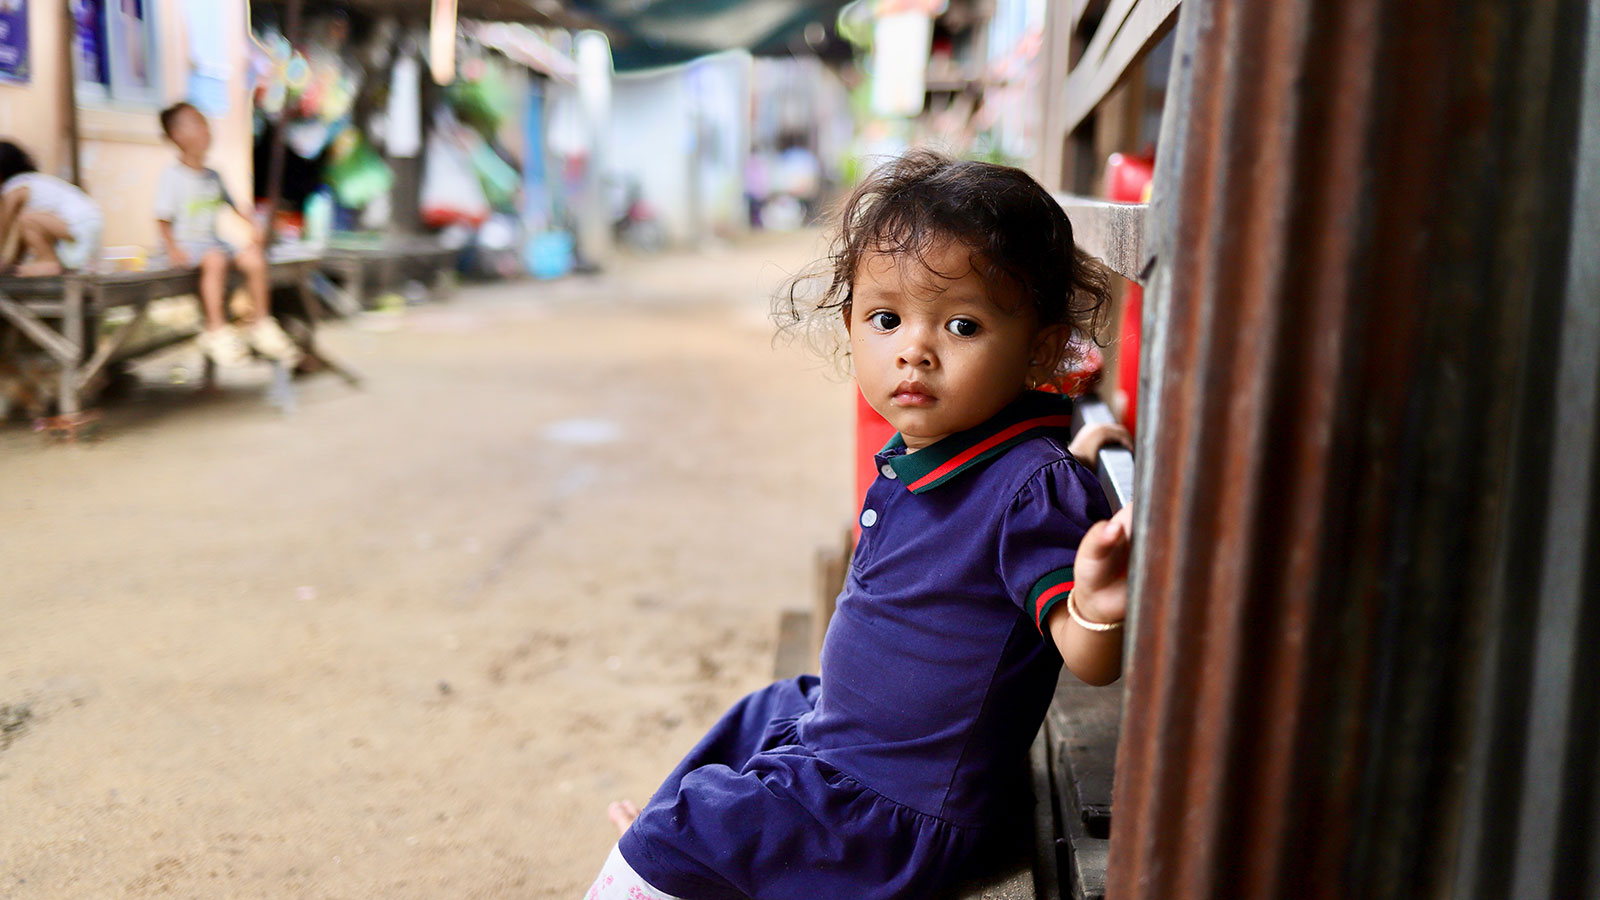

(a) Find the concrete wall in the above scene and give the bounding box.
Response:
[609,65,693,243]
[608,52,749,246]
[0,0,254,251]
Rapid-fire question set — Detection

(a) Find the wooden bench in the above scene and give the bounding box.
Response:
[0,247,358,436]
[318,235,459,314]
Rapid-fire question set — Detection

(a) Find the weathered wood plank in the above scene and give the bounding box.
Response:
[773,609,814,680]
[1046,675,1120,900]
[1060,0,1182,137]
[77,299,150,389]
[1073,396,1135,511]
[1074,0,1142,84]
[0,295,79,362]
[1052,195,1148,283]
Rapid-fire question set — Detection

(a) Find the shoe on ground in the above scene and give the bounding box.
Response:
[197,326,251,367]
[244,317,302,366]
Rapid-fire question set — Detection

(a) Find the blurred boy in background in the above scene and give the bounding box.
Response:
[156,102,298,367]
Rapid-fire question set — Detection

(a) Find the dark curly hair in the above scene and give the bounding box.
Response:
[777,150,1112,374]
[0,140,38,185]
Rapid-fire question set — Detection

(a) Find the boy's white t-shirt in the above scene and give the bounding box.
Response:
[153,163,234,246]
[2,173,105,242]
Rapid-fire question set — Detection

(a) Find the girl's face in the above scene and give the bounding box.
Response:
[848,241,1067,450]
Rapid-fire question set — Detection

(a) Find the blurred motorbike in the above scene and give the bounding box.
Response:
[607,176,665,253]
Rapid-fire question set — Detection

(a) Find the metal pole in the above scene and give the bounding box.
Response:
[1111,0,1599,897]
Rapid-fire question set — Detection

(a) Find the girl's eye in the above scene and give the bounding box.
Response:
[946,318,981,337]
[867,311,901,331]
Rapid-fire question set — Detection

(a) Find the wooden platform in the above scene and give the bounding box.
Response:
[0,248,356,432]
[318,235,458,313]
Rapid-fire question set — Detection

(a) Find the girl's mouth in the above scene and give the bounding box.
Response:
[892,383,937,407]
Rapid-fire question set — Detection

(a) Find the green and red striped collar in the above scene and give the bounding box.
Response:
[880,390,1077,494]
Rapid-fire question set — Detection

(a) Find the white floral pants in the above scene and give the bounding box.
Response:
[584,843,688,900]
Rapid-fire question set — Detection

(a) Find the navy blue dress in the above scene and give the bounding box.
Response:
[619,391,1112,900]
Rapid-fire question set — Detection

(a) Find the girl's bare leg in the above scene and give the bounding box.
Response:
[0,190,28,266]
[13,212,71,277]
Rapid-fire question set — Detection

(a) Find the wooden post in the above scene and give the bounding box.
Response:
[430,0,458,85]
[57,276,83,414]
[261,0,305,247]
[1034,0,1073,189]
[1109,0,1600,897]
[59,0,81,186]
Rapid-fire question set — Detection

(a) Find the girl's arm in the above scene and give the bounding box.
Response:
[1068,422,1132,466]
[1045,506,1132,686]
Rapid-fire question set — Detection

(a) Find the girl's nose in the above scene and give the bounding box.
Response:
[897,330,936,368]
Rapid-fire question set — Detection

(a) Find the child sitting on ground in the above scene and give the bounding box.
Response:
[583,150,1133,900]
[155,101,297,367]
[0,141,105,277]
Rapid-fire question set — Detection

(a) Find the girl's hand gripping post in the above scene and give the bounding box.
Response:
[1047,505,1133,686]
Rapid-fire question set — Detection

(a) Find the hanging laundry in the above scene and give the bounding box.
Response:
[180,0,234,115]
[387,55,422,158]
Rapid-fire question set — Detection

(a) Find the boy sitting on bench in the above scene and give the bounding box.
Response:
[156,102,297,368]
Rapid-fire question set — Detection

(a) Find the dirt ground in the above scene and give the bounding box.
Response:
[0,231,854,898]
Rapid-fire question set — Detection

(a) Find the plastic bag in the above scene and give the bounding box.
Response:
[466,139,520,209]
[420,138,490,228]
[324,134,394,209]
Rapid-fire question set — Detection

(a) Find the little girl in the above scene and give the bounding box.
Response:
[586,151,1133,900]
[0,141,104,277]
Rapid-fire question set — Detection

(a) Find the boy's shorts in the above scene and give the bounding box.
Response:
[174,238,238,263]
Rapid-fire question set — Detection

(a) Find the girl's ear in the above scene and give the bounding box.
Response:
[1028,324,1073,385]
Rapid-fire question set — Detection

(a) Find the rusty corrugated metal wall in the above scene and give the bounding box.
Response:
[1111,0,1599,897]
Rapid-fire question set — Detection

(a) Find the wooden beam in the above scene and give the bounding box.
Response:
[0,295,80,362]
[77,299,150,390]
[1060,0,1181,138]
[1035,0,1075,188]
[1053,194,1148,283]
[1067,0,1097,32]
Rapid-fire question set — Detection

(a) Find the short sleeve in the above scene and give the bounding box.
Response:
[153,167,177,221]
[997,458,1113,633]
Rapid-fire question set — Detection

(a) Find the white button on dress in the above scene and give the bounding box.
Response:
[881,465,897,480]
[860,509,879,528]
